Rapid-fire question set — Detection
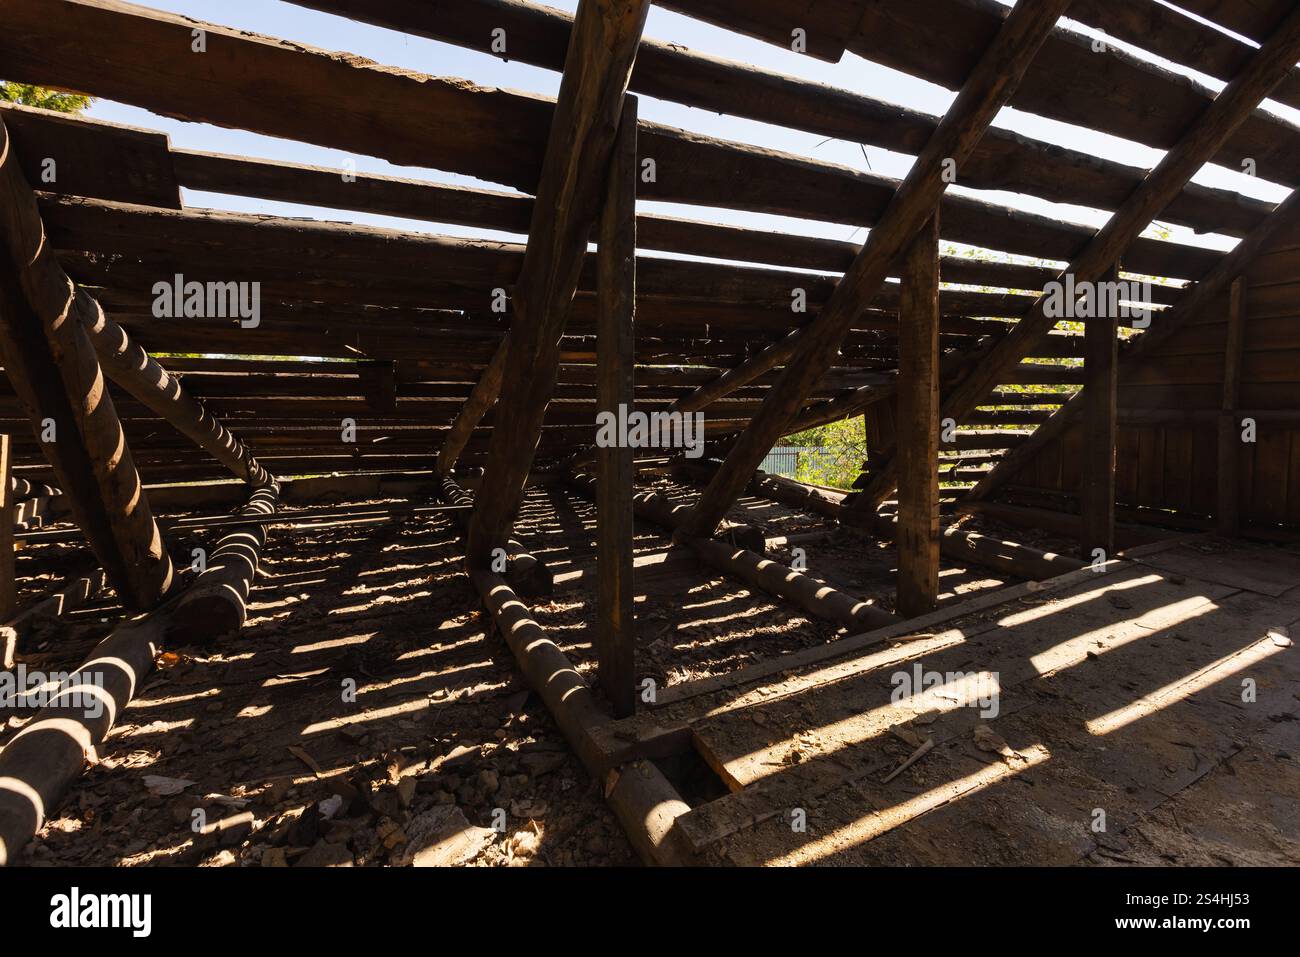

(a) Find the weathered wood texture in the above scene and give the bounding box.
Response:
[285,0,1269,237]
[1218,278,1247,535]
[0,117,174,609]
[895,215,941,617]
[1080,268,1120,559]
[595,100,638,717]
[566,471,896,631]
[0,435,13,622]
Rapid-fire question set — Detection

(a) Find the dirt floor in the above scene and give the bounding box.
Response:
[10,482,1291,868]
[7,478,1008,867]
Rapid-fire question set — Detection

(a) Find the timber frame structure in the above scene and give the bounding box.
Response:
[1,0,1300,869]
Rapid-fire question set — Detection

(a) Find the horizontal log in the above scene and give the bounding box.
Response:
[566,471,896,630]
[164,485,279,645]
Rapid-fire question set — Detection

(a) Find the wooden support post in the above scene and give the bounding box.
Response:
[595,99,638,718]
[0,117,173,609]
[672,0,1072,542]
[466,0,650,566]
[433,336,508,478]
[895,214,941,617]
[164,485,279,644]
[0,435,14,624]
[1217,277,1247,536]
[1080,266,1120,560]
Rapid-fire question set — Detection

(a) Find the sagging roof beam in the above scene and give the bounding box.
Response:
[0,117,173,609]
[465,0,650,565]
[672,0,1074,542]
[851,3,1300,513]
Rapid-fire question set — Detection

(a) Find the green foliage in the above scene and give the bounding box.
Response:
[781,417,866,489]
[0,83,92,114]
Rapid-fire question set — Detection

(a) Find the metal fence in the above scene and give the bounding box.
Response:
[760,446,803,477]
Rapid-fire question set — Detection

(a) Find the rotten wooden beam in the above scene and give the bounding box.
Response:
[567,472,896,632]
[164,485,279,645]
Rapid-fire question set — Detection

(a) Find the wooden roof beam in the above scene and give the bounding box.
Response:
[672,0,1074,542]
[285,0,1268,236]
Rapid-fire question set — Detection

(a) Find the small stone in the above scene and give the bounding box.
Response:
[397,778,417,808]
[295,840,354,867]
[478,769,500,795]
[261,846,288,868]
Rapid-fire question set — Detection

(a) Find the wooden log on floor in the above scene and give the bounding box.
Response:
[1217,277,1247,536]
[895,214,941,617]
[470,568,692,863]
[0,609,165,864]
[694,465,1085,582]
[470,569,610,775]
[437,475,553,596]
[567,472,896,631]
[163,485,279,645]
[466,0,651,565]
[1,567,108,669]
[595,99,638,718]
[0,116,173,609]
[673,0,1073,541]
[1080,267,1120,561]
[674,460,842,521]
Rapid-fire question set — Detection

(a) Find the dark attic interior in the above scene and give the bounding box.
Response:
[0,0,1299,874]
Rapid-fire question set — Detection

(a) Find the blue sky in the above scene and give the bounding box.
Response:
[85,0,1295,267]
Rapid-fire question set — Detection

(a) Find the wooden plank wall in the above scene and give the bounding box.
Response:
[1006,218,1300,528]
